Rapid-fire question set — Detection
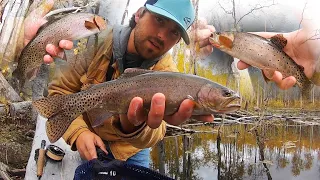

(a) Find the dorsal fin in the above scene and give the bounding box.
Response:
[117,68,154,79]
[270,34,287,50]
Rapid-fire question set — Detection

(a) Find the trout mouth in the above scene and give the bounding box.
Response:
[209,33,221,48]
[215,95,241,113]
[209,32,234,50]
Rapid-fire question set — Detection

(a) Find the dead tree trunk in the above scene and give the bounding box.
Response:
[0,73,22,102]
[157,139,166,175]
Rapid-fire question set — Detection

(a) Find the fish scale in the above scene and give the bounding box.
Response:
[33,68,241,143]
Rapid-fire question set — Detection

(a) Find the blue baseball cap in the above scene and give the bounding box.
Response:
[144,0,195,45]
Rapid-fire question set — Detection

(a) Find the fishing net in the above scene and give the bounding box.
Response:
[74,149,173,180]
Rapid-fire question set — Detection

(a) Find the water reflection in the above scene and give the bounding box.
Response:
[150,123,320,180]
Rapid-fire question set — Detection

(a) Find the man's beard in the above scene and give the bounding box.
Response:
[134,28,164,60]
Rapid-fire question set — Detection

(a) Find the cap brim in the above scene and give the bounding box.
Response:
[146,4,190,45]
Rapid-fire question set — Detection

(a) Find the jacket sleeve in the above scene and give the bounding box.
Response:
[109,53,178,149]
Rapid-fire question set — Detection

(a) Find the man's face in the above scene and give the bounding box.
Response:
[134,10,182,60]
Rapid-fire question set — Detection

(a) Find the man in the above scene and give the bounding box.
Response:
[25,0,319,168]
[26,0,215,168]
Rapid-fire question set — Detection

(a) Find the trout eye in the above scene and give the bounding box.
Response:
[223,90,232,97]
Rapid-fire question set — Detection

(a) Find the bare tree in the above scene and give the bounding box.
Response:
[218,0,277,29]
[121,0,130,25]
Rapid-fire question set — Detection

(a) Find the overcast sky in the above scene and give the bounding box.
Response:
[100,0,319,31]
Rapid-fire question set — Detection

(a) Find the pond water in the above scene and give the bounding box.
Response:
[150,122,320,180]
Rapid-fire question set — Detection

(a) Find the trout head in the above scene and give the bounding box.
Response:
[209,32,235,50]
[197,83,241,114]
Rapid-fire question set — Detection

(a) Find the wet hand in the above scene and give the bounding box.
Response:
[75,130,108,160]
[120,93,214,132]
[191,17,216,59]
[44,40,73,63]
[23,0,73,64]
[237,30,316,90]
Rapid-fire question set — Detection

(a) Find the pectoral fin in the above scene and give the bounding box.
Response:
[26,67,40,81]
[91,108,115,127]
[187,95,201,109]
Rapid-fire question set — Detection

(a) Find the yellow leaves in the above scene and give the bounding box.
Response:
[73,38,88,55]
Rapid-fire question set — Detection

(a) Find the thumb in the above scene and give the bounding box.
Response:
[24,0,54,45]
[94,136,108,155]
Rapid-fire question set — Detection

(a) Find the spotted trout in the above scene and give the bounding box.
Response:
[12,12,107,89]
[209,32,312,97]
[33,68,241,143]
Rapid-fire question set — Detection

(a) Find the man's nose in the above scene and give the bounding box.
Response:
[157,28,169,41]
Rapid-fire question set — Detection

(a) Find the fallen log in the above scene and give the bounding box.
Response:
[0,162,11,180]
[0,73,22,103]
[0,101,32,123]
[7,168,25,178]
[9,101,32,121]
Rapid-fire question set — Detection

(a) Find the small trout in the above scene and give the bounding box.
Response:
[33,68,241,143]
[209,32,312,96]
[12,12,107,89]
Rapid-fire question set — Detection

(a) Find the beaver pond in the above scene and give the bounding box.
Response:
[150,110,320,180]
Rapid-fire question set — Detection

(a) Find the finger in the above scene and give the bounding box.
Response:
[271,71,296,90]
[278,76,296,90]
[206,25,216,33]
[191,114,214,122]
[198,38,210,48]
[147,93,165,129]
[85,143,98,160]
[193,29,212,42]
[237,61,250,70]
[199,45,213,60]
[59,40,74,50]
[164,99,194,126]
[127,97,146,126]
[77,146,86,159]
[24,0,54,45]
[192,17,207,29]
[94,136,108,155]
[46,44,65,59]
[43,55,54,64]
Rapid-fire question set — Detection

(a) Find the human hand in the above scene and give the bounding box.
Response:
[237,30,317,90]
[190,17,216,59]
[23,0,73,64]
[75,130,108,160]
[119,93,214,133]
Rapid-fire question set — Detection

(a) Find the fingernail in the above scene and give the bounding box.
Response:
[154,98,164,106]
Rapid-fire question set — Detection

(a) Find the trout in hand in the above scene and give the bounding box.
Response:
[12,12,107,89]
[33,68,241,143]
[209,32,312,97]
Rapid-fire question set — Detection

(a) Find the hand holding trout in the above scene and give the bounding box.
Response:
[209,30,319,98]
[237,30,318,90]
[33,68,241,143]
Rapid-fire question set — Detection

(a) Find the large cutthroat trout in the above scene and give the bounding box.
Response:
[12,12,107,89]
[33,68,241,143]
[209,32,312,97]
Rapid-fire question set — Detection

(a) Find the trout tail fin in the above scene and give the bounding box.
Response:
[33,95,78,143]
